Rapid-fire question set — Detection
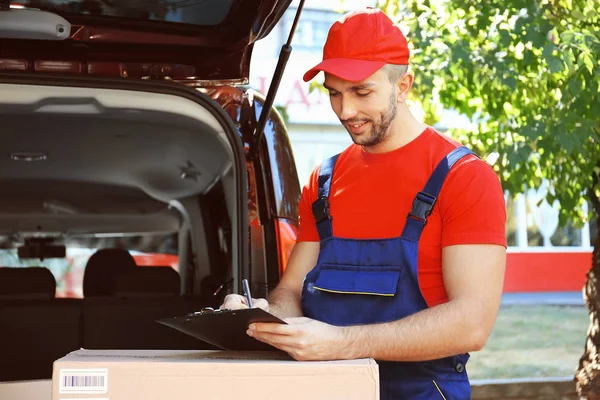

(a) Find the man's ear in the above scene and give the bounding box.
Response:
[396,73,414,103]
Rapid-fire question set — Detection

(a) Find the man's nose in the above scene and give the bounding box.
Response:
[338,96,358,121]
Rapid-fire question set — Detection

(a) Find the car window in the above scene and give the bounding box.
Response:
[17,0,234,26]
[0,234,179,298]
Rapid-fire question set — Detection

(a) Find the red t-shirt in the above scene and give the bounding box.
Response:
[297,127,507,307]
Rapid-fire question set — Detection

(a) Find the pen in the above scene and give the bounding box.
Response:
[242,279,253,308]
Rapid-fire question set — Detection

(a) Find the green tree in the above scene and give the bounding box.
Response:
[377,0,600,395]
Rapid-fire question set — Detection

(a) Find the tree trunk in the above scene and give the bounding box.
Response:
[575,173,600,399]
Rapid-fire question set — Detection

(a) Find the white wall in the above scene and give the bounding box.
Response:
[287,125,352,186]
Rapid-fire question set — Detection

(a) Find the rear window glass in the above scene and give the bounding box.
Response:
[17,0,234,26]
[0,248,179,298]
[0,233,178,298]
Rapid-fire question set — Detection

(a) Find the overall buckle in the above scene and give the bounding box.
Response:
[407,192,437,223]
[312,196,332,223]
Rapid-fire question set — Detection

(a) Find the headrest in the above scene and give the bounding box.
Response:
[0,267,56,299]
[83,248,137,297]
[115,267,180,297]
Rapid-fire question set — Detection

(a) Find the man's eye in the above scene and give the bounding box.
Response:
[329,92,340,97]
[356,91,370,97]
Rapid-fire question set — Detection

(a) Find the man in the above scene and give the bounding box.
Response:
[223,7,506,399]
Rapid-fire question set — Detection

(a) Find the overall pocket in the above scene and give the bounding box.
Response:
[303,265,402,326]
[313,267,400,296]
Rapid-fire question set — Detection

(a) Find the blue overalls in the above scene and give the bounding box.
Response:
[301,146,474,400]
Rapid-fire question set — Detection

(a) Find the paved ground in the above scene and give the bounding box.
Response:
[501,291,584,306]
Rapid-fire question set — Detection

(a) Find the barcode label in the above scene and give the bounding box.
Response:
[59,369,108,394]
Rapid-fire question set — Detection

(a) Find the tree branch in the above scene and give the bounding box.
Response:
[589,161,600,217]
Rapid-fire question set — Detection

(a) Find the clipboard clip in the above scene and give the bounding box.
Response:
[191,307,230,316]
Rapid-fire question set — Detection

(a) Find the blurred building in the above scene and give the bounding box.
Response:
[250,0,368,186]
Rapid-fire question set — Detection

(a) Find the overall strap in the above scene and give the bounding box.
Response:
[312,153,340,240]
[401,146,476,242]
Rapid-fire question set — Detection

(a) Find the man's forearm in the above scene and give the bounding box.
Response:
[267,286,304,318]
[341,299,492,362]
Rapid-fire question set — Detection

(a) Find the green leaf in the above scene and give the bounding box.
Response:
[307,80,325,94]
[549,27,560,45]
[568,76,583,96]
[523,49,536,67]
[580,53,594,74]
[505,76,518,91]
[500,30,513,48]
[572,9,585,20]
[547,55,564,73]
[542,43,555,60]
[563,48,576,71]
[543,44,563,73]
[522,126,540,140]
[531,30,548,48]
[561,32,575,45]
[388,0,600,226]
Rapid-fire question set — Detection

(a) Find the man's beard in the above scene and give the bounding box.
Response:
[342,91,397,148]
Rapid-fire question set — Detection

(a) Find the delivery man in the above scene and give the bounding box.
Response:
[223,7,507,399]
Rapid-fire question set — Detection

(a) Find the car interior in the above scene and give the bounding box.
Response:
[0,82,244,381]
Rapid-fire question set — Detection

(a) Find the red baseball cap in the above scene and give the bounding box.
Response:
[303,8,410,82]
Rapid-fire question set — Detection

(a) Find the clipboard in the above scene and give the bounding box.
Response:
[157,307,287,351]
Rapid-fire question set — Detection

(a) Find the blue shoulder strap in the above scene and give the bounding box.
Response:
[312,153,340,240]
[401,146,476,242]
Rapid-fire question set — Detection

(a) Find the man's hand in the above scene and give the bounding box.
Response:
[220,294,269,312]
[247,317,349,361]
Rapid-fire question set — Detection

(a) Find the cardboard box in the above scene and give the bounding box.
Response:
[0,379,52,400]
[52,349,379,400]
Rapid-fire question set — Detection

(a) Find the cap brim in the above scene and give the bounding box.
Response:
[302,58,386,82]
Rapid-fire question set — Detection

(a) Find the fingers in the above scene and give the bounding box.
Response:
[220,294,247,310]
[249,322,293,335]
[248,317,312,336]
[220,294,269,311]
[247,328,312,361]
[247,329,294,344]
[247,328,302,350]
[247,323,293,343]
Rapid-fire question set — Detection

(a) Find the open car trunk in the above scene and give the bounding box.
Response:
[0,0,302,386]
[0,76,248,382]
[0,0,293,82]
